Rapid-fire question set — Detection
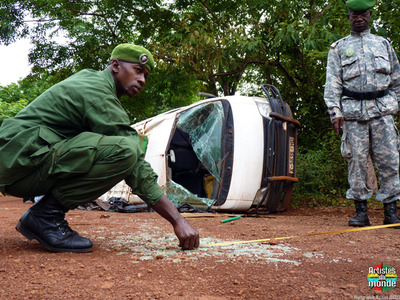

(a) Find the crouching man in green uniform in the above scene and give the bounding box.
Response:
[0,44,200,252]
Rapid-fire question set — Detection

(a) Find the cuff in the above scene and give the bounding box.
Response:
[329,107,343,122]
[139,185,164,206]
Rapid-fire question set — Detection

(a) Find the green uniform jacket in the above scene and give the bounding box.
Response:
[0,68,163,204]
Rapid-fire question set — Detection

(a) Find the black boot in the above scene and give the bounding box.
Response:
[384,201,400,229]
[348,200,370,227]
[16,194,93,252]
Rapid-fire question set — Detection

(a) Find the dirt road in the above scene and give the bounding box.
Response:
[1,196,399,299]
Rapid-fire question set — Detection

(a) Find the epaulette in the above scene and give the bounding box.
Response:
[330,35,349,49]
[384,36,392,44]
[373,32,392,44]
[330,40,339,49]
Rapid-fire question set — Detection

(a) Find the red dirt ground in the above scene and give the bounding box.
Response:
[1,195,400,299]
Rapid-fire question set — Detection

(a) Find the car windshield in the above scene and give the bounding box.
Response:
[176,101,224,181]
[165,101,226,211]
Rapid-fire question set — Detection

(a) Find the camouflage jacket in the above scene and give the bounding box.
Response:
[324,29,400,121]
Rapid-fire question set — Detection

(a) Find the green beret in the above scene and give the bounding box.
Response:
[110,43,154,71]
[346,0,375,11]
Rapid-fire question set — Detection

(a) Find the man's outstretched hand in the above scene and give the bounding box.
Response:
[151,194,199,250]
[173,218,200,250]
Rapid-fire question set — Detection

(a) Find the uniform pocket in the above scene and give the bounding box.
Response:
[375,54,391,75]
[341,99,362,120]
[340,129,352,159]
[38,126,64,144]
[375,92,398,115]
[29,145,51,165]
[341,56,360,81]
[50,132,103,177]
[29,126,63,165]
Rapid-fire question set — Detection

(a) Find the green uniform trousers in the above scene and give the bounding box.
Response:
[5,132,161,209]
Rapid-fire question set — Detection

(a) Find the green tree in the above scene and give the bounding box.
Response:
[0,99,27,124]
[0,73,54,104]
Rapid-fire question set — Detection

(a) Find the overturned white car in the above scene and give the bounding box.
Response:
[100,84,300,213]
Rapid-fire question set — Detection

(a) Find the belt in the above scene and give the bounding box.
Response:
[342,88,389,100]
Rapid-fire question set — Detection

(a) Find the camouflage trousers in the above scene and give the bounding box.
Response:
[341,115,400,203]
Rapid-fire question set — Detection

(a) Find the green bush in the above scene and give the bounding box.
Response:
[0,99,28,125]
[293,130,349,207]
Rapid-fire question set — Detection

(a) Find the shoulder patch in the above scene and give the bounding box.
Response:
[330,35,349,49]
[330,40,339,49]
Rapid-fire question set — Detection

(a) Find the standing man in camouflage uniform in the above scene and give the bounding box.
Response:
[324,0,400,227]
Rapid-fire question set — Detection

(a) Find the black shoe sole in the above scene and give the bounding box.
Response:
[384,221,400,229]
[348,221,371,227]
[16,221,93,253]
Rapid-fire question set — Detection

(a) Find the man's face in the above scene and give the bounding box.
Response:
[348,10,372,32]
[113,60,149,98]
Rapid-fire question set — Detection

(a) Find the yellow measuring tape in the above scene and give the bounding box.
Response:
[201,223,400,248]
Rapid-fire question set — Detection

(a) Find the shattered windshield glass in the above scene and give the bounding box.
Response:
[176,101,224,182]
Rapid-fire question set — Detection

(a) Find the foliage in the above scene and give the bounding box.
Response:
[0,99,28,124]
[0,71,74,124]
[120,67,203,123]
[294,130,349,203]
[0,75,55,125]
[0,73,54,104]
